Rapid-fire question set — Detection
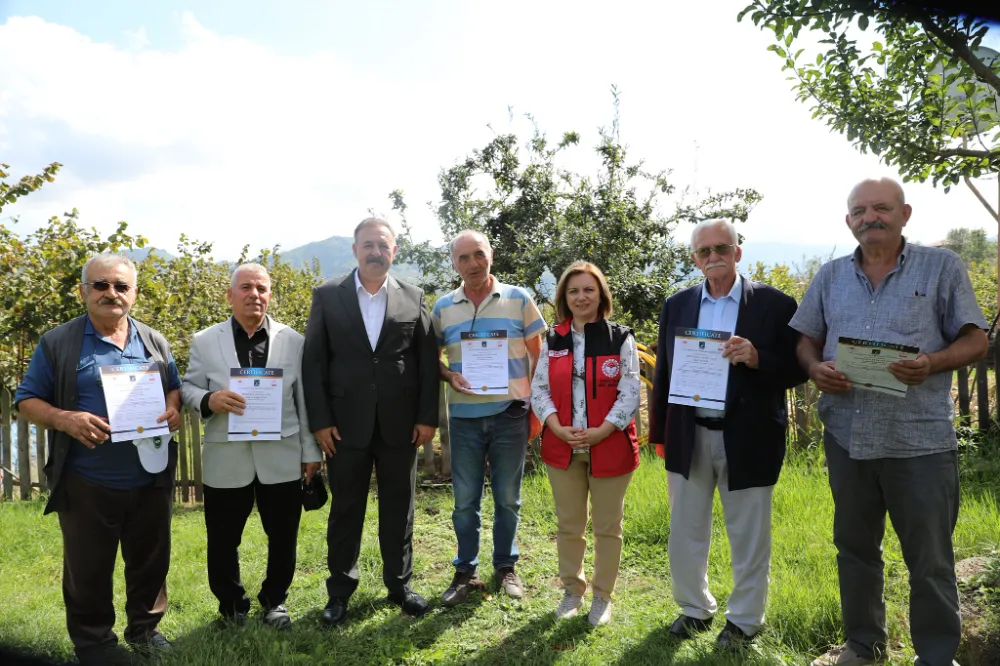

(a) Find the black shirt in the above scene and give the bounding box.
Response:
[199,317,270,418]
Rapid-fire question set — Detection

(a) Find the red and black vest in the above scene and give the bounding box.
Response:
[540,318,640,478]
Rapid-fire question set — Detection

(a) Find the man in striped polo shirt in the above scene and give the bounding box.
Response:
[432,229,546,605]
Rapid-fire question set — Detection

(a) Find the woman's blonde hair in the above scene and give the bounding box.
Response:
[554,261,614,322]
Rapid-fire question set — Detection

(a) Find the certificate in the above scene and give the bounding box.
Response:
[228,368,283,441]
[461,330,509,395]
[99,363,169,443]
[836,337,919,398]
[667,327,731,408]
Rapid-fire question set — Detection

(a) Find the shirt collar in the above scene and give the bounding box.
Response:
[852,236,908,267]
[84,315,139,343]
[700,273,742,304]
[454,276,502,304]
[354,268,389,297]
[230,314,269,336]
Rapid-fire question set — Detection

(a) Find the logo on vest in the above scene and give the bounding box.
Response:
[601,358,620,379]
[549,349,569,358]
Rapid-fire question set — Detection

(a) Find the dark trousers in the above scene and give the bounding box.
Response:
[203,477,302,614]
[824,433,961,666]
[326,419,417,599]
[57,473,171,658]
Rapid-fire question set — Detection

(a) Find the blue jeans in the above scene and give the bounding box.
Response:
[449,405,529,572]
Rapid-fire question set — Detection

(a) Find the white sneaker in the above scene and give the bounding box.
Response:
[554,590,583,620]
[588,596,612,626]
[811,644,876,666]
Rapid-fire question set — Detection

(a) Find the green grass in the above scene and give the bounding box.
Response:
[1,450,999,665]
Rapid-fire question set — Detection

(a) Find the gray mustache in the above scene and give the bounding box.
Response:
[99,297,125,307]
[858,221,888,233]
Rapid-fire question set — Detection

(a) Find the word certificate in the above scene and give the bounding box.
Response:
[461,330,509,395]
[836,337,918,398]
[99,363,168,443]
[667,328,731,408]
[228,368,283,441]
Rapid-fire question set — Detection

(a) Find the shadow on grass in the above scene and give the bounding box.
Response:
[0,645,69,666]
[455,611,604,666]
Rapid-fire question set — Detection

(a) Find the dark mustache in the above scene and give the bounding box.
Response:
[366,256,384,265]
[858,221,888,233]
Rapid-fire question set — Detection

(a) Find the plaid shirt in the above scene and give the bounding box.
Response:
[789,240,987,459]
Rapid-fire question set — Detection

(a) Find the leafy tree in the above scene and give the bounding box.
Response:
[739,1,999,189]
[941,227,997,266]
[395,95,761,342]
[0,162,61,214]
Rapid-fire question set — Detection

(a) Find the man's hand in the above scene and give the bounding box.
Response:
[314,426,341,456]
[445,370,475,394]
[58,411,111,449]
[808,360,852,394]
[302,461,322,481]
[411,424,435,448]
[888,353,932,386]
[208,390,247,415]
[156,407,182,432]
[722,336,758,369]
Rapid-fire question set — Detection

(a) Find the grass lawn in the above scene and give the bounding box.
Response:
[1,450,999,665]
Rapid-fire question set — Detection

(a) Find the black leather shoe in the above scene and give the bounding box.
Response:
[219,609,249,628]
[715,620,753,649]
[386,586,430,618]
[320,597,348,627]
[262,604,292,630]
[669,614,712,639]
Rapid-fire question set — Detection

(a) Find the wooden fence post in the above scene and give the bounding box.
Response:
[36,426,47,490]
[976,358,990,432]
[191,409,203,503]
[1,388,12,500]
[439,383,451,478]
[177,409,190,503]
[957,367,971,427]
[17,413,31,499]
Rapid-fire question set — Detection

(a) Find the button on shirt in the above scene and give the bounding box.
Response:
[355,269,387,351]
[15,316,183,488]
[696,274,742,418]
[788,240,987,459]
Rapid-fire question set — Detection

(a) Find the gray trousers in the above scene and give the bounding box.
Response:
[824,433,960,666]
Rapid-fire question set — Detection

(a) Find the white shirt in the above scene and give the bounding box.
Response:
[354,269,388,350]
[696,273,742,418]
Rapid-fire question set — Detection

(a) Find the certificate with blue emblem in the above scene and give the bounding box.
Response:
[228,368,283,440]
[667,328,731,408]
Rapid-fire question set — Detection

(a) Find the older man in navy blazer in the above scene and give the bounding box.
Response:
[650,219,806,649]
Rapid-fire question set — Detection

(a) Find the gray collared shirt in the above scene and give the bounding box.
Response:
[789,239,987,460]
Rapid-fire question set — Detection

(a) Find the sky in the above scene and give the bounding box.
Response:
[0,0,999,264]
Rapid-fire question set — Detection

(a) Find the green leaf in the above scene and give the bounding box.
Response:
[858,15,868,30]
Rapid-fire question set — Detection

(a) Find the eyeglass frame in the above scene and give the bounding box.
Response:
[693,243,737,260]
[81,280,134,294]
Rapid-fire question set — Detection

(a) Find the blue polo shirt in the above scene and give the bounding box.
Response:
[15,316,182,488]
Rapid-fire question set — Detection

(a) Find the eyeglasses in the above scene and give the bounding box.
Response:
[82,280,133,294]
[693,243,736,260]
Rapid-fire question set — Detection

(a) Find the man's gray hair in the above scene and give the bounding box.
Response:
[690,219,738,249]
[230,263,271,289]
[353,217,396,242]
[81,252,138,287]
[448,229,492,259]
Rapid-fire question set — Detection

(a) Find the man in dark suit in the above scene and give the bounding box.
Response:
[649,219,806,649]
[302,217,439,626]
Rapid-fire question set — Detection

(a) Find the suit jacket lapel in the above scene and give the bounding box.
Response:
[265,317,285,366]
[216,319,241,368]
[337,269,370,352]
[681,283,703,329]
[373,275,400,353]
[733,275,753,338]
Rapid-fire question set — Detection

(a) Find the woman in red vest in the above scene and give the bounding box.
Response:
[530,261,641,627]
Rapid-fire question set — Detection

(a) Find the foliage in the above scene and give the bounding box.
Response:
[943,227,997,267]
[0,162,61,214]
[395,93,761,327]
[739,1,999,190]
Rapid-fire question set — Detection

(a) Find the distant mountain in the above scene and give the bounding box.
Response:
[127,247,175,262]
[280,235,421,281]
[739,241,843,270]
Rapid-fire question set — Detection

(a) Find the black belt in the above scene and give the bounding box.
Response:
[694,416,725,431]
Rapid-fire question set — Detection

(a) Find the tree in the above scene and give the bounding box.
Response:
[940,227,997,266]
[394,94,761,343]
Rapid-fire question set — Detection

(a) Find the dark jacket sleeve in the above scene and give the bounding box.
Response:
[754,289,809,390]
[302,285,334,431]
[415,289,440,427]
[649,297,671,445]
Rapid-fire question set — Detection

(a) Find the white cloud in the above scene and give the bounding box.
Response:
[0,3,997,263]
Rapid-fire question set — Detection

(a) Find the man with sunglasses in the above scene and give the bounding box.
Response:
[181,263,322,630]
[650,219,806,649]
[15,253,182,666]
[793,178,987,666]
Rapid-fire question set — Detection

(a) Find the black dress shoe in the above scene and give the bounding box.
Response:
[715,620,753,649]
[262,604,292,630]
[386,586,430,618]
[669,614,712,639]
[321,597,348,627]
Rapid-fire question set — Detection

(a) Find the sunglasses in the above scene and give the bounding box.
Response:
[83,280,133,294]
[693,243,736,260]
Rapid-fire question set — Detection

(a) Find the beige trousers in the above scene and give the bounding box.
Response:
[546,453,633,600]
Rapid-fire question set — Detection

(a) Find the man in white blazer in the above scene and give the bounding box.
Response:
[182,263,322,630]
